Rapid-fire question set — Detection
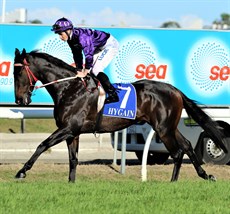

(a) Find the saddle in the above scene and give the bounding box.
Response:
[84,73,106,113]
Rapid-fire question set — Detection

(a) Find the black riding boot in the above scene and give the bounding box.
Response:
[97,72,119,104]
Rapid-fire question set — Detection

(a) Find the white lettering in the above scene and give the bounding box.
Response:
[108,108,114,114]
[107,107,135,118]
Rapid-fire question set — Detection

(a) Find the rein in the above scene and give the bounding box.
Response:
[14,59,98,93]
[35,76,79,89]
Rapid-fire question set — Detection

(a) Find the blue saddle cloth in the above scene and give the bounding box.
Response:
[103,83,137,120]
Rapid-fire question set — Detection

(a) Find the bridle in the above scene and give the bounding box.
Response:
[14,58,99,93]
[14,59,38,89]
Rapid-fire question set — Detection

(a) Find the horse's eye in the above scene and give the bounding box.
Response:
[14,71,21,77]
[14,67,23,75]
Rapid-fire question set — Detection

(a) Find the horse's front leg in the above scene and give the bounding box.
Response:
[66,135,80,183]
[15,127,73,180]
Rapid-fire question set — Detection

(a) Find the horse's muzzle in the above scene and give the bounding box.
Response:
[15,96,31,106]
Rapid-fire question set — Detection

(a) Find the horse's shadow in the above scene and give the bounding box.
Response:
[79,158,192,166]
[79,158,192,175]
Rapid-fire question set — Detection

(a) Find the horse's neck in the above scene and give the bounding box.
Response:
[37,65,76,103]
[39,66,74,82]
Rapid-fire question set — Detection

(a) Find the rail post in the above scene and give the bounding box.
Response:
[141,128,155,181]
[120,128,127,174]
[113,131,118,165]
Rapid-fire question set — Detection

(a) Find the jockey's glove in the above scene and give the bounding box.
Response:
[76,69,89,78]
[83,69,90,74]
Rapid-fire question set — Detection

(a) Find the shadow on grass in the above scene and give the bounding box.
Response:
[79,158,192,166]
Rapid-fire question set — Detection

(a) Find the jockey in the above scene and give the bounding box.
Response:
[51,17,119,104]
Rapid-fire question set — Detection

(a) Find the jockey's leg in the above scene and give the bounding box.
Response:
[96,72,119,104]
[92,36,119,104]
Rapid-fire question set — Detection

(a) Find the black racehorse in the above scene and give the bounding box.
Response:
[13,48,228,182]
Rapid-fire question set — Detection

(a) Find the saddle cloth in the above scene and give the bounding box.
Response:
[100,83,137,120]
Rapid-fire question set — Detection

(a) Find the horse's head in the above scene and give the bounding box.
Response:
[14,48,37,105]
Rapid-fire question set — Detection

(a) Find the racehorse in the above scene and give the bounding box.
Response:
[13,48,228,182]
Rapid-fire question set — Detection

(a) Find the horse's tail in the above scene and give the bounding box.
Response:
[180,91,228,153]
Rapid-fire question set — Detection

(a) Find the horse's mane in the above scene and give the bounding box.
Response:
[29,50,76,73]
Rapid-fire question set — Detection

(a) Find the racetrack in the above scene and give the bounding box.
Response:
[0,161,230,183]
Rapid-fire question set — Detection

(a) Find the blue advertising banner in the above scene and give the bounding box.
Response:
[0,24,229,105]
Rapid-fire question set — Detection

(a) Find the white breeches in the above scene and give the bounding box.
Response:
[92,35,119,76]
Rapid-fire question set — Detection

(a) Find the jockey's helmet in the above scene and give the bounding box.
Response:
[51,17,73,33]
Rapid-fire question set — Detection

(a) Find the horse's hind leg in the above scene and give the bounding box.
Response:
[66,135,79,183]
[174,130,216,181]
[158,133,184,181]
[158,129,213,181]
[170,149,184,182]
[15,127,73,180]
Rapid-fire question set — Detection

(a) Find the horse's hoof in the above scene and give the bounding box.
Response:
[208,174,217,182]
[15,171,26,179]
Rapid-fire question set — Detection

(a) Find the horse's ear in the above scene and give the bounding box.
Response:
[21,48,26,59]
[15,48,20,56]
[22,48,26,57]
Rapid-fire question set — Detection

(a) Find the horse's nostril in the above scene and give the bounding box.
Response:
[16,98,23,105]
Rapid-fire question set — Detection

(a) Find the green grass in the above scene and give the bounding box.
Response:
[0,118,56,133]
[0,163,230,214]
[0,179,229,214]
